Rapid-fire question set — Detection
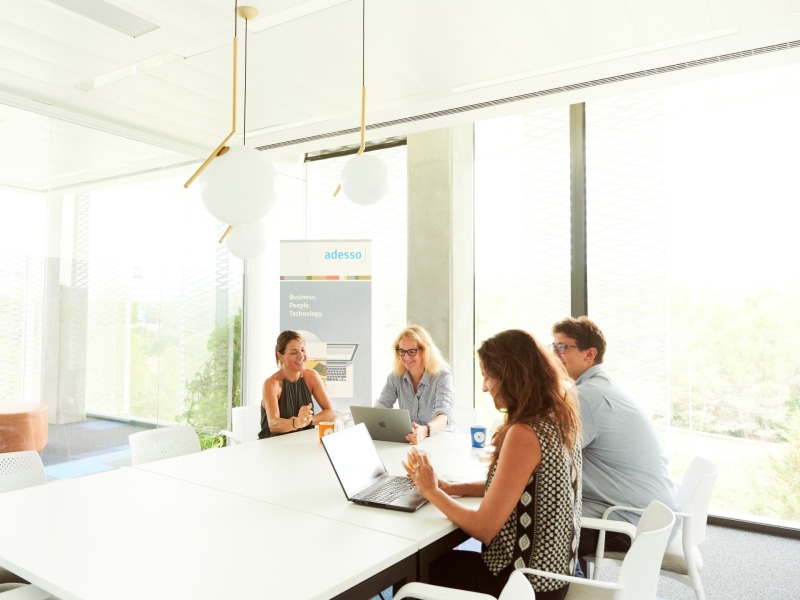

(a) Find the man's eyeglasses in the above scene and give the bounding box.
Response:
[549,343,580,355]
[396,348,420,357]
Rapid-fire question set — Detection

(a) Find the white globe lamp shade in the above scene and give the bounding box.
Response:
[199,146,276,225]
[225,222,268,259]
[341,153,389,206]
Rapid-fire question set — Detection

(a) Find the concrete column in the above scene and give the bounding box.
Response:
[406,126,475,409]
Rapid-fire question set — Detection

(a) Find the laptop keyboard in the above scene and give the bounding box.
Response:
[361,477,416,503]
[327,364,347,382]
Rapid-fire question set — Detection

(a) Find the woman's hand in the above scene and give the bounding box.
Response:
[403,448,437,497]
[407,421,428,445]
[295,403,314,428]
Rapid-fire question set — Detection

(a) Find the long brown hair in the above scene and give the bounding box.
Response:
[477,329,580,467]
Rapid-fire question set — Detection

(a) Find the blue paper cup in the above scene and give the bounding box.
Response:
[470,426,488,448]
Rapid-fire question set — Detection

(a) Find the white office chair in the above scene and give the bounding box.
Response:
[585,457,719,600]
[394,569,534,600]
[128,425,201,466]
[527,500,676,600]
[219,404,261,445]
[0,451,47,590]
[0,451,46,494]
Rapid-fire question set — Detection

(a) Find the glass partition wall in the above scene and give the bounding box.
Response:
[0,114,243,478]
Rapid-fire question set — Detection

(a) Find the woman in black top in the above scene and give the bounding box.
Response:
[259,330,335,438]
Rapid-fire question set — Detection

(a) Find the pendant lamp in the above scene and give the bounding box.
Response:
[336,0,388,206]
[184,4,275,251]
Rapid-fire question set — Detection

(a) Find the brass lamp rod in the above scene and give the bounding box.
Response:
[357,85,366,155]
[219,225,233,244]
[357,0,367,155]
[184,6,258,189]
[333,0,367,197]
[183,40,237,189]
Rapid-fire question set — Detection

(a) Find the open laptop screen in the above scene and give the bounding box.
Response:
[322,423,386,499]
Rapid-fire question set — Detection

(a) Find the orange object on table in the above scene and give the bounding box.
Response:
[0,402,48,452]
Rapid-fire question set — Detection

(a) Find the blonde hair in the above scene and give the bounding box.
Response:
[391,325,449,378]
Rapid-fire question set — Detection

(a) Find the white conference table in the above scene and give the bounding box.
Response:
[136,428,490,579]
[0,467,418,600]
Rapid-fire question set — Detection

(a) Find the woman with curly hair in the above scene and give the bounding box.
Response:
[404,329,582,599]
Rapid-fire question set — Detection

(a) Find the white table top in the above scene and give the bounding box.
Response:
[0,468,417,600]
[137,429,489,548]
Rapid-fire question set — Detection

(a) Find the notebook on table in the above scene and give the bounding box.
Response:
[321,423,427,512]
[349,405,414,443]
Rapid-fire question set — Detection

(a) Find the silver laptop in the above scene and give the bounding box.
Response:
[321,423,427,512]
[350,405,413,443]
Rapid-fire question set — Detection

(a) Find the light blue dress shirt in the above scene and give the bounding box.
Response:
[375,370,455,432]
[577,364,679,523]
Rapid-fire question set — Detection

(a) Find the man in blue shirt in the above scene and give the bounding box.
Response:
[551,316,678,574]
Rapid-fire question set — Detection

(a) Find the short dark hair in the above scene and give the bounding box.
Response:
[551,316,606,363]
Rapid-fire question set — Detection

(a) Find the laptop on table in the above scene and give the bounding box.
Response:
[350,405,414,443]
[321,423,427,512]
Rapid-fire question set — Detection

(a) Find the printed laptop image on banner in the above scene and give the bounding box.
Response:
[325,343,358,398]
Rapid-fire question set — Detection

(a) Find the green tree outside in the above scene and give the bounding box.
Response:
[178,310,242,449]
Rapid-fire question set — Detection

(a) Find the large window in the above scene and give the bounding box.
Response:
[588,65,800,526]
[69,176,243,429]
[0,190,46,405]
[476,62,800,527]
[474,111,571,426]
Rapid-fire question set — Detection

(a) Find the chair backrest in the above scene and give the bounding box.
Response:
[231,404,262,443]
[677,456,719,547]
[0,451,47,493]
[128,425,201,466]
[618,500,676,600]
[498,569,536,600]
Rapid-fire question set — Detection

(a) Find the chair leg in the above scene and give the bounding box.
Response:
[693,581,705,600]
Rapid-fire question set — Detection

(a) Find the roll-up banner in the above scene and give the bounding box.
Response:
[280,240,371,412]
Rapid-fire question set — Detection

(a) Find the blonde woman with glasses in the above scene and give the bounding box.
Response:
[375,325,454,444]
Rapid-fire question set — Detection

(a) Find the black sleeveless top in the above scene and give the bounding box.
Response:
[258,376,315,439]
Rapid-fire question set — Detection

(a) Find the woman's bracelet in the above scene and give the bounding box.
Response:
[291,417,297,430]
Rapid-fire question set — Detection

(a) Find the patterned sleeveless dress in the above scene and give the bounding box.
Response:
[482,418,582,593]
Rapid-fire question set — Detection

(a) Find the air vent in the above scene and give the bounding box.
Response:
[258,39,800,152]
[45,0,159,38]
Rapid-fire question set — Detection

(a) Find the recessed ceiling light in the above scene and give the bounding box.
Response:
[75,53,182,91]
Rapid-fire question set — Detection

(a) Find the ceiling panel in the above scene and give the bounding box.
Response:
[1,0,800,191]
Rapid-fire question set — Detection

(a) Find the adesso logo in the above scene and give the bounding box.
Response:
[323,248,366,260]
